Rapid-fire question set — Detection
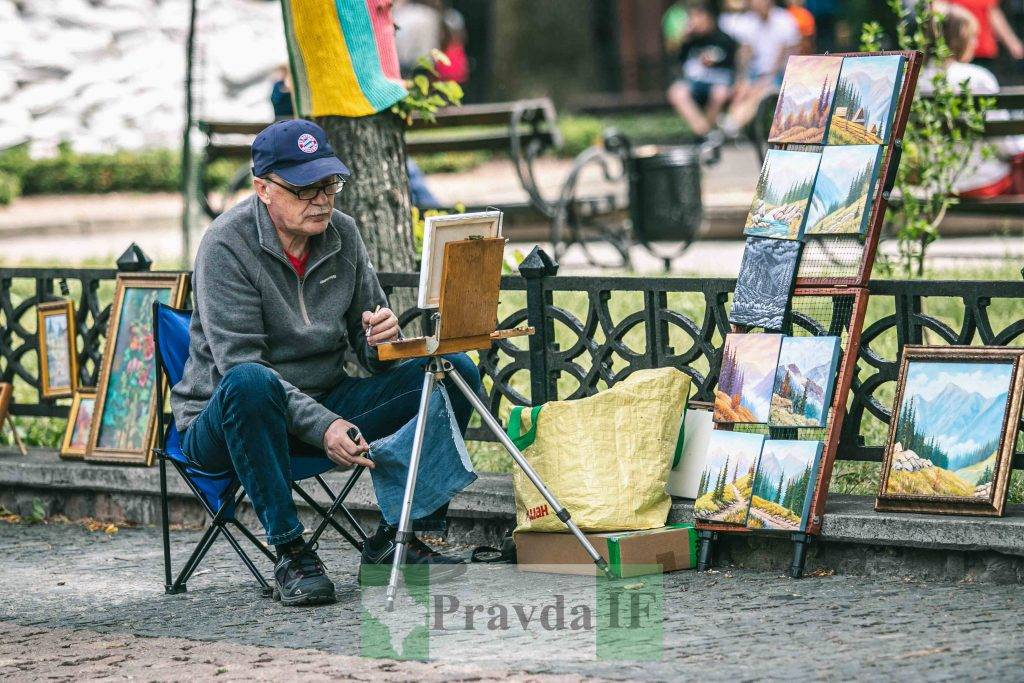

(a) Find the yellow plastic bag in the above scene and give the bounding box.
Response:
[506,368,690,533]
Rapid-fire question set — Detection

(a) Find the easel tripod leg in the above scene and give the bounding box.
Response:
[385,361,438,612]
[445,364,612,578]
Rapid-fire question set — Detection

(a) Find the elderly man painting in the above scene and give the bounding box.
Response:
[170,120,478,606]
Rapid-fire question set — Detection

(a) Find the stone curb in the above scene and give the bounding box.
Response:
[4,448,1024,573]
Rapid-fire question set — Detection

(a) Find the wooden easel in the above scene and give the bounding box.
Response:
[376,238,612,611]
[0,383,27,456]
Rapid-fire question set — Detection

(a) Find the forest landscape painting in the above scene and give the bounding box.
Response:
[768,54,843,144]
[714,333,783,424]
[827,55,904,145]
[805,145,883,236]
[881,357,1022,512]
[744,149,821,240]
[769,336,841,428]
[747,440,822,531]
[694,430,765,524]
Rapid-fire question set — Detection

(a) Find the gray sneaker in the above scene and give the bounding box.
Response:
[273,543,336,606]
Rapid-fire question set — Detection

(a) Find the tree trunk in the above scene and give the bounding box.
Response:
[315,111,415,275]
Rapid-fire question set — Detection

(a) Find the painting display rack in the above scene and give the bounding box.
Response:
[696,51,923,577]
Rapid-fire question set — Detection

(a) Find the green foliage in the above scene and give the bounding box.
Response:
[0,144,238,197]
[0,171,20,205]
[392,50,465,126]
[861,0,995,277]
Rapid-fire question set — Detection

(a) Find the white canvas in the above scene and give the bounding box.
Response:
[668,407,715,498]
[417,211,503,309]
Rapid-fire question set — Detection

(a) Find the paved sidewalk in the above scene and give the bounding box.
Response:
[2,521,1023,681]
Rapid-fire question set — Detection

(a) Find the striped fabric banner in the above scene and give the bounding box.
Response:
[280,0,407,118]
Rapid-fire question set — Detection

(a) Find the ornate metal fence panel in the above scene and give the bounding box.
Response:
[3,263,1023,467]
[1,267,120,417]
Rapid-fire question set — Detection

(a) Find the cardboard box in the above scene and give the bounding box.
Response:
[514,524,698,578]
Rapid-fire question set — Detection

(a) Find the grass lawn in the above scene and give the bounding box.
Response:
[3,257,1022,504]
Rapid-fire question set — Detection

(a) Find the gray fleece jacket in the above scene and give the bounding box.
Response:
[170,193,394,447]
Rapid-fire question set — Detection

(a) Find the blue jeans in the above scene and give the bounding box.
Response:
[181,353,482,546]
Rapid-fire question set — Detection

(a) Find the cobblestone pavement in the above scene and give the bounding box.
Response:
[2,522,1023,681]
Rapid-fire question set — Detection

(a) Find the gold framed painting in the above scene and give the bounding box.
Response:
[37,300,78,399]
[86,273,188,466]
[60,389,96,460]
[876,346,1024,516]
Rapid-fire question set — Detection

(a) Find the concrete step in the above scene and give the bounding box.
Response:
[3,448,1023,583]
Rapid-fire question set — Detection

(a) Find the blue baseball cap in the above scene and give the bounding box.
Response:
[251,119,350,186]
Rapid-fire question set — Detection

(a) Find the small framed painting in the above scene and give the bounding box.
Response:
[37,300,78,399]
[60,389,96,460]
[876,346,1024,516]
[417,211,502,310]
[86,273,189,466]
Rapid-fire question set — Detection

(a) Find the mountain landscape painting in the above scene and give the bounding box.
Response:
[744,149,821,240]
[883,360,1015,502]
[714,333,783,424]
[729,237,801,330]
[694,430,765,524]
[768,55,843,144]
[827,55,905,145]
[805,145,883,236]
[769,336,841,428]
[747,440,822,531]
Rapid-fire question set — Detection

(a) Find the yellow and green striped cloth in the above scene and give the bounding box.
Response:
[280,0,407,118]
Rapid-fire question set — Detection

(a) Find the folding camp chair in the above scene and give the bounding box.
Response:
[152,302,368,595]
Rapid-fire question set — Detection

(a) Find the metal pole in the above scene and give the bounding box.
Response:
[385,359,439,611]
[445,363,611,577]
[180,0,198,267]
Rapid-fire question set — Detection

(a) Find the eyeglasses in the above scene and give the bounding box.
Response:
[265,176,346,200]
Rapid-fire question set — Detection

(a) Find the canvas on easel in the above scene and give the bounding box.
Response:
[417,211,502,310]
[379,236,528,361]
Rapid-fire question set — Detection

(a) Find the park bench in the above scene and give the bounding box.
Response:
[942,85,1024,216]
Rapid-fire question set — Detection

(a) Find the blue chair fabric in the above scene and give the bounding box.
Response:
[152,302,367,595]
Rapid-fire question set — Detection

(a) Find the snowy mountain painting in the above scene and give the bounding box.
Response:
[768,55,843,144]
[747,440,822,531]
[805,145,883,237]
[714,332,783,424]
[769,336,841,428]
[744,149,821,240]
[730,237,801,330]
[827,55,904,145]
[884,360,1016,501]
[694,430,765,524]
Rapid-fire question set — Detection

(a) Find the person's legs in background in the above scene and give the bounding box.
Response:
[668,79,715,138]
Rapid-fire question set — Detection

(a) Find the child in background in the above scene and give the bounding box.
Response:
[922,3,1024,197]
[666,0,740,139]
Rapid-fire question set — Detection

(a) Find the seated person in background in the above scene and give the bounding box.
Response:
[922,3,1024,197]
[718,0,801,138]
[667,0,739,140]
[171,119,479,607]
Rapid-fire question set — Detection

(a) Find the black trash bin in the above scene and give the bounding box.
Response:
[627,145,703,250]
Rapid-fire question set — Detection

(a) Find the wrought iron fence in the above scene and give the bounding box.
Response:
[3,257,1023,466]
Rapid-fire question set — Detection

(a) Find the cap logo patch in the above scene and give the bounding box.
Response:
[297,133,319,154]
